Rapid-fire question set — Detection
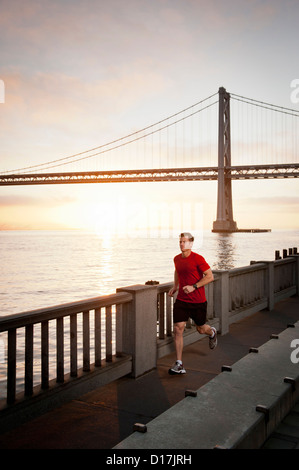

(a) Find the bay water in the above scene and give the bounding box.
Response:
[0,229,298,396]
[1,229,298,316]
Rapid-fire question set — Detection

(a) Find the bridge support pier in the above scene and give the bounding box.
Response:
[213,87,238,233]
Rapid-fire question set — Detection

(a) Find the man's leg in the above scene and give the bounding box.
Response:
[173,321,186,361]
[168,321,186,374]
[196,323,217,349]
[196,324,213,336]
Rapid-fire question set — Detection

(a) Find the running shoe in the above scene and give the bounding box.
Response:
[209,327,218,349]
[168,361,186,375]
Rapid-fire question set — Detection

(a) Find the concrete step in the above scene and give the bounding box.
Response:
[115,321,299,449]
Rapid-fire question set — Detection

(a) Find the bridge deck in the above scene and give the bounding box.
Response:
[0,164,298,185]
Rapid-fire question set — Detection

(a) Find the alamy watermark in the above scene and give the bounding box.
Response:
[290,339,299,364]
[290,79,299,104]
[0,79,4,104]
[89,200,204,243]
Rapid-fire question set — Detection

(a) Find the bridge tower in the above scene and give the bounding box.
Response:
[212,87,238,233]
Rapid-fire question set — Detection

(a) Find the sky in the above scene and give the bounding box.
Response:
[0,0,298,233]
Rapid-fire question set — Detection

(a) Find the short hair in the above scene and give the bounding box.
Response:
[180,232,194,242]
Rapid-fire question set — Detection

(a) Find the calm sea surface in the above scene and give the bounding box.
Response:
[0,229,298,316]
[0,229,298,395]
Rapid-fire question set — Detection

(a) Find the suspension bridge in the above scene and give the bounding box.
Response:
[1,87,298,232]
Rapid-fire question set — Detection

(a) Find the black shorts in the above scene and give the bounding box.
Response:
[173,299,207,326]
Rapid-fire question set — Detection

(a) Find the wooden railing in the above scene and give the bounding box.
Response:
[0,292,132,407]
[224,256,298,330]
[0,254,298,431]
[156,256,299,348]
[274,257,297,300]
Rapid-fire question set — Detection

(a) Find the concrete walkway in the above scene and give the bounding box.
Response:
[0,296,298,449]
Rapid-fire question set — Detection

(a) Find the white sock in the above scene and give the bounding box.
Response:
[210,328,215,338]
[176,360,183,365]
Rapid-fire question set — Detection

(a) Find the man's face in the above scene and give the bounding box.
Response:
[179,237,193,252]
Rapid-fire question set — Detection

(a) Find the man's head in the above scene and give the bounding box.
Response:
[179,232,194,253]
[180,232,194,242]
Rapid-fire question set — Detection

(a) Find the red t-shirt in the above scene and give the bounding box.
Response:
[174,251,210,303]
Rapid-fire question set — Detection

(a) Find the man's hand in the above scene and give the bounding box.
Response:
[182,285,195,294]
[168,286,177,297]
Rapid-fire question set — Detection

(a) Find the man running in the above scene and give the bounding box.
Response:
[168,232,217,374]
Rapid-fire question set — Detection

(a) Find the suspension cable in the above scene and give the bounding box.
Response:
[3,92,218,174]
[231,93,299,117]
[21,100,219,172]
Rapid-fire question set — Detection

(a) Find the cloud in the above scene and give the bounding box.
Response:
[0,63,172,173]
[1,0,194,76]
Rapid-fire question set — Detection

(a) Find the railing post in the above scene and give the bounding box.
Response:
[105,306,112,362]
[7,328,16,405]
[83,311,90,371]
[94,308,102,366]
[41,320,49,389]
[25,324,34,396]
[70,314,78,377]
[56,317,64,383]
[213,270,230,335]
[266,261,274,311]
[116,284,158,378]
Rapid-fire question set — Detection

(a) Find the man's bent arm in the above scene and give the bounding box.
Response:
[168,269,179,296]
[182,268,214,294]
[195,268,214,288]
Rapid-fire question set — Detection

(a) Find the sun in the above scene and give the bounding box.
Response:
[73,184,133,238]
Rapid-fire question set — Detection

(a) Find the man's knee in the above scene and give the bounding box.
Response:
[174,322,185,336]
